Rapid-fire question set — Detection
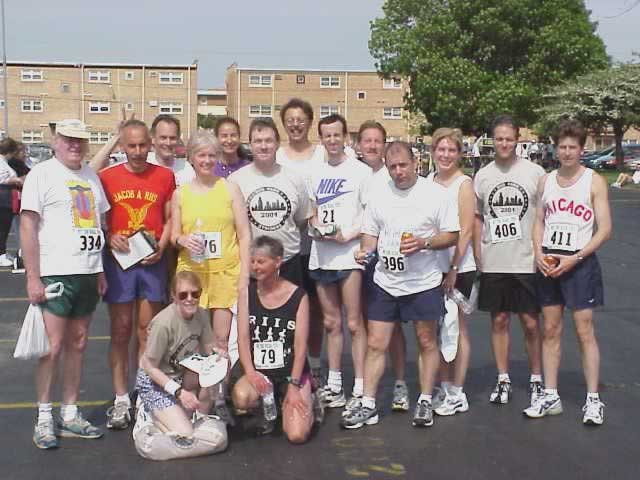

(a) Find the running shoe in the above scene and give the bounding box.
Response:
[391,383,410,412]
[432,386,447,410]
[213,403,236,427]
[12,253,25,274]
[489,379,512,404]
[582,399,605,426]
[106,401,132,430]
[529,381,545,406]
[341,395,362,417]
[57,413,103,439]
[435,393,469,416]
[0,253,13,267]
[341,405,379,430]
[412,400,434,427]
[33,420,58,449]
[323,388,346,408]
[523,394,563,418]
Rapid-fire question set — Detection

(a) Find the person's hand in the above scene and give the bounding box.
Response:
[97,272,108,296]
[178,389,201,411]
[109,234,130,253]
[326,229,347,243]
[141,246,164,265]
[443,270,457,294]
[181,234,205,256]
[354,249,368,265]
[548,254,580,278]
[535,252,554,277]
[26,276,46,305]
[247,370,271,396]
[284,384,309,418]
[399,235,426,255]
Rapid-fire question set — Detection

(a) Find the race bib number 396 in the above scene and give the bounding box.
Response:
[489,215,522,244]
[253,341,284,369]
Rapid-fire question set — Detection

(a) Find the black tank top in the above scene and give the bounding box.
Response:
[249,283,305,380]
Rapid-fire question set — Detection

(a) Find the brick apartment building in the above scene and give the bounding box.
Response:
[197,88,227,117]
[0,61,198,154]
[225,64,412,144]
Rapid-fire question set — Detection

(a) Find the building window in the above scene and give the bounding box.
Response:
[21,69,44,82]
[61,83,71,93]
[159,102,183,114]
[248,74,273,87]
[320,76,340,88]
[0,99,4,108]
[357,91,366,100]
[296,75,305,85]
[320,105,339,118]
[21,99,44,112]
[383,107,403,119]
[22,130,44,143]
[249,104,272,117]
[89,102,111,113]
[158,72,184,84]
[383,78,402,89]
[124,71,135,81]
[125,102,134,111]
[90,132,112,144]
[0,67,4,77]
[88,70,111,83]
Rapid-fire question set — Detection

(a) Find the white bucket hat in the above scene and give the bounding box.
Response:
[56,119,91,139]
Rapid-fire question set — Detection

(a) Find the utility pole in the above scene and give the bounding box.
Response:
[1,0,8,139]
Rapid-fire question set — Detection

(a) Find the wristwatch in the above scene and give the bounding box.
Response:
[288,377,303,389]
[174,386,183,398]
[423,238,432,250]
[450,264,459,272]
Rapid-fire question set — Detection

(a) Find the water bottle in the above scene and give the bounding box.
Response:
[449,288,474,315]
[190,218,206,264]
[260,374,277,421]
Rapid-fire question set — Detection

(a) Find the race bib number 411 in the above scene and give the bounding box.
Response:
[543,223,578,251]
[489,215,522,244]
[253,341,285,369]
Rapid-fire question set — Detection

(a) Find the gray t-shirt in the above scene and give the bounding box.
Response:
[145,303,214,378]
[229,163,312,261]
[474,158,545,273]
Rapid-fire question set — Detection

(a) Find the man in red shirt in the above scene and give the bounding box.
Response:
[99,119,176,430]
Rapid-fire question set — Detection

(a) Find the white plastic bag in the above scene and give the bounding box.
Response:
[13,282,65,360]
[439,297,459,363]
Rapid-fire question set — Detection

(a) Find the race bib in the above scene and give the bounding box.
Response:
[318,205,336,226]
[75,228,104,255]
[202,232,222,259]
[489,216,522,244]
[543,223,578,251]
[253,341,285,370]
[379,230,407,273]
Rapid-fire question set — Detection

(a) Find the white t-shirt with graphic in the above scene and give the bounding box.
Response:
[474,158,545,273]
[147,152,195,187]
[308,157,371,271]
[229,163,312,261]
[20,157,110,276]
[362,176,459,296]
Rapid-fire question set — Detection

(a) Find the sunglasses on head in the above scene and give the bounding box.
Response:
[177,290,202,301]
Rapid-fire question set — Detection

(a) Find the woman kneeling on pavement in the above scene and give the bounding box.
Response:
[232,236,314,443]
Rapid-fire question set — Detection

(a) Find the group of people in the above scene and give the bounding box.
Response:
[18,97,611,457]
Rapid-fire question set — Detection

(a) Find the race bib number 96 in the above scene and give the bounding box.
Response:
[253,341,284,369]
[202,232,223,259]
[489,216,522,244]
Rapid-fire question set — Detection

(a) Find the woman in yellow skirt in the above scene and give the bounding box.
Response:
[170,130,251,369]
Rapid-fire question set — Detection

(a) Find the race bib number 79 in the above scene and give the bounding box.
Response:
[253,341,284,369]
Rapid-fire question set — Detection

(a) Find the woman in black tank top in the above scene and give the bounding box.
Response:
[232,236,314,444]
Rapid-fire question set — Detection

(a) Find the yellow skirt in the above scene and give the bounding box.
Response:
[177,262,240,309]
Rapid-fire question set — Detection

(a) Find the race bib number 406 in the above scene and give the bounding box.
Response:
[253,341,284,369]
[489,215,522,244]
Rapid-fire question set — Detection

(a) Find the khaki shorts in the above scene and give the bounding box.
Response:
[41,274,100,318]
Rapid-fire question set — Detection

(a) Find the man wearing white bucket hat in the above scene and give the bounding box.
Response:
[20,119,110,449]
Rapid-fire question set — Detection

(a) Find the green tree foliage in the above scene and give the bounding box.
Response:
[537,64,640,168]
[198,114,223,131]
[369,0,609,133]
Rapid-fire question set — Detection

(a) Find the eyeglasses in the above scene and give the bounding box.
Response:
[285,119,306,127]
[177,290,202,301]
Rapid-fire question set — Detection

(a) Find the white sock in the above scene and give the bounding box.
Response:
[394,379,407,389]
[308,356,321,370]
[587,392,600,402]
[418,393,432,404]
[327,370,342,393]
[544,388,558,397]
[361,396,376,410]
[441,381,452,394]
[498,373,511,383]
[449,385,463,397]
[530,374,543,383]
[60,404,78,422]
[37,403,53,424]
[115,393,131,407]
[352,378,364,397]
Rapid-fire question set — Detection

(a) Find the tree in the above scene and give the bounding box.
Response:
[537,63,640,169]
[198,114,223,131]
[369,0,609,134]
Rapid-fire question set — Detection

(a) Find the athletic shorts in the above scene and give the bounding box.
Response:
[299,254,317,296]
[103,251,167,304]
[367,283,445,323]
[536,253,604,310]
[178,263,240,309]
[309,268,358,285]
[136,369,179,412]
[454,270,476,298]
[478,272,540,314]
[41,274,99,318]
[230,362,311,403]
[279,254,304,288]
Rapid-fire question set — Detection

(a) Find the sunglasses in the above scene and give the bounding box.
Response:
[177,290,202,301]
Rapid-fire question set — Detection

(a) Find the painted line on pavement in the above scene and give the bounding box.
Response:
[0,400,109,410]
[0,336,111,344]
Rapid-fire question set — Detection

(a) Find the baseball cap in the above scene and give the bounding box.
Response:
[55,119,91,139]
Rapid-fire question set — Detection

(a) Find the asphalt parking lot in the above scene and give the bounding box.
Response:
[1,188,639,480]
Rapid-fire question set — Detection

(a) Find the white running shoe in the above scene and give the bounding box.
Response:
[435,393,469,416]
[489,379,512,404]
[431,386,447,410]
[523,394,563,418]
[391,383,410,412]
[0,254,13,267]
[582,399,605,425]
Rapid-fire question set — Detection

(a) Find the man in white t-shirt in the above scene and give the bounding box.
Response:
[341,142,459,430]
[21,119,110,449]
[307,114,370,412]
[473,115,544,409]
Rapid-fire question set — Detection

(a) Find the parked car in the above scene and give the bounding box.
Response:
[25,143,54,167]
[581,146,613,166]
[603,145,640,168]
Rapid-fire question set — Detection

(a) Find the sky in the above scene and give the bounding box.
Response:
[5,0,639,88]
